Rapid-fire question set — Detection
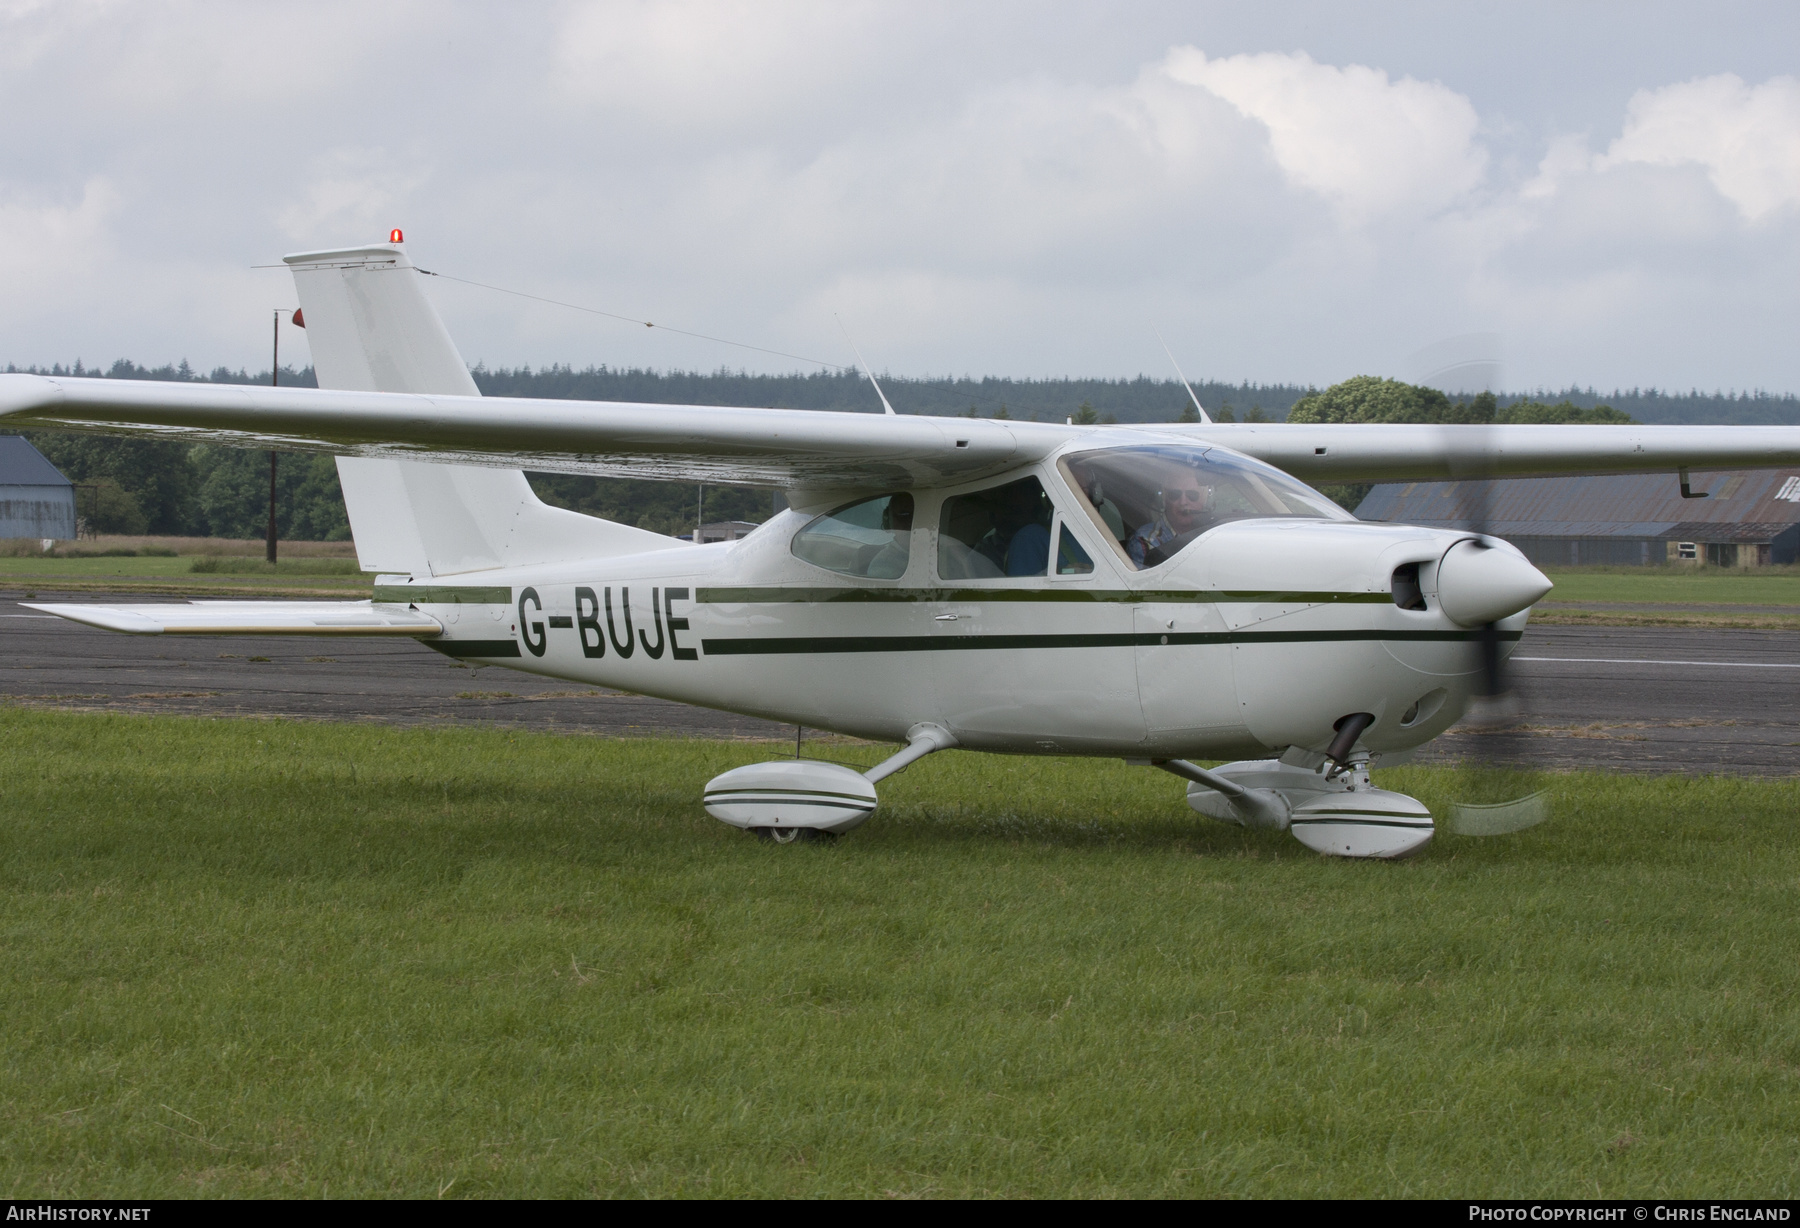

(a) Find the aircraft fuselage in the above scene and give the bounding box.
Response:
[389,452,1527,763]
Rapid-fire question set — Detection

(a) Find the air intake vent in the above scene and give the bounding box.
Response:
[1391,562,1427,610]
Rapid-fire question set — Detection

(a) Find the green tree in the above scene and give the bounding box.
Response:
[190,446,351,540]
[1286,376,1457,425]
[1288,380,1632,428]
[80,477,148,535]
[1285,379,1634,512]
[28,434,199,533]
[1499,397,1631,424]
[1072,401,1100,425]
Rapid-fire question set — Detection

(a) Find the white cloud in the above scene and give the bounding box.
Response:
[274,150,431,246]
[1600,73,1800,221]
[0,178,120,305]
[550,0,895,137]
[1159,47,1486,220]
[0,5,1795,394]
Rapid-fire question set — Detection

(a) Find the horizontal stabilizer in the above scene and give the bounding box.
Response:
[23,600,443,637]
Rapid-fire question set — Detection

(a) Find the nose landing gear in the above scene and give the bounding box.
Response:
[1141,738,1434,860]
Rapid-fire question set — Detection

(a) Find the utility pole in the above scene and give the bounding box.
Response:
[268,310,280,564]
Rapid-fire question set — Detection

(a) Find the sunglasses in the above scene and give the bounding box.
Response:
[1167,488,1206,503]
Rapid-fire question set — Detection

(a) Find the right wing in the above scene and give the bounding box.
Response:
[1132,421,1800,483]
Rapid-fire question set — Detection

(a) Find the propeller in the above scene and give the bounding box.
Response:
[1440,425,1554,836]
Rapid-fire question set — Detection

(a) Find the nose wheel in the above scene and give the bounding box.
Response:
[754,826,835,845]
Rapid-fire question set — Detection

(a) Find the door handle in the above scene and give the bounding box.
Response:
[934,613,958,622]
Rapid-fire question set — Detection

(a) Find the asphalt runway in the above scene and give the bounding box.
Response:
[1413,625,1800,776]
[0,590,793,741]
[3,591,1797,776]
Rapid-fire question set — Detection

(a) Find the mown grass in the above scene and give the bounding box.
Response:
[0,554,373,598]
[1540,566,1800,607]
[0,556,364,578]
[184,557,364,575]
[0,708,1796,1198]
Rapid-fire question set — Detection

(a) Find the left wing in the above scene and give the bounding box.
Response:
[5,372,1799,489]
[23,600,443,636]
[0,374,1045,491]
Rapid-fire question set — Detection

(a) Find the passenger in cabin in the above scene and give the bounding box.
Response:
[1128,471,1212,566]
[1058,443,1350,571]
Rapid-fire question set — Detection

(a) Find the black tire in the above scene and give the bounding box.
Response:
[752,826,833,845]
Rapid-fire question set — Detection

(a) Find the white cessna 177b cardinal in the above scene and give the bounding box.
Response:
[5,238,1798,858]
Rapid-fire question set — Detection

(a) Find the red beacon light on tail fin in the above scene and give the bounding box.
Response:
[389,228,404,244]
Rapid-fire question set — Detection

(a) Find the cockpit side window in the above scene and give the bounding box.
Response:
[1059,445,1352,570]
[1055,523,1095,575]
[937,476,1053,579]
[791,492,914,578]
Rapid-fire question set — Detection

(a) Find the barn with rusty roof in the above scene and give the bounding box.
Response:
[1354,469,1800,567]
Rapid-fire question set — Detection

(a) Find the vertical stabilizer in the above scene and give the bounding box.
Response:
[284,241,670,575]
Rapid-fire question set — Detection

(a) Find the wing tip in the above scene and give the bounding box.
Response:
[22,603,165,633]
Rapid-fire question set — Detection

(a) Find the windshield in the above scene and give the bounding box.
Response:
[1058,444,1351,569]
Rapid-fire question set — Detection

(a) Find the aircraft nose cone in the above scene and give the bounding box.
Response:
[1436,539,1553,627]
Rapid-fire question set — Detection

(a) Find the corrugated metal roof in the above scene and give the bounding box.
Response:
[0,436,71,488]
[1356,470,1800,540]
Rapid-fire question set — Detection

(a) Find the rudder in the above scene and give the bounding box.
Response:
[284,240,670,576]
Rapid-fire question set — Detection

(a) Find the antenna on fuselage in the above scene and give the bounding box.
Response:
[836,313,897,416]
[1154,327,1212,424]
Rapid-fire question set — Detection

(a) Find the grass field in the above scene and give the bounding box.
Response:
[0,555,372,598]
[1540,566,1800,607]
[1,708,1795,1198]
[0,556,363,578]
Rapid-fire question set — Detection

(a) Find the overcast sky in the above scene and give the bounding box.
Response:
[2,1,1797,394]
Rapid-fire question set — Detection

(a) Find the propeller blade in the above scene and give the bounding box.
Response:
[1438,417,1552,835]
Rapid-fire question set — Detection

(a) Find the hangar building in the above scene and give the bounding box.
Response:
[0,436,77,541]
[1354,469,1800,567]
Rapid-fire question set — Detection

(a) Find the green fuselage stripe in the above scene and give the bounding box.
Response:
[1289,817,1435,828]
[375,585,512,604]
[424,639,522,659]
[705,797,874,811]
[698,628,1521,656]
[696,587,1393,605]
[705,787,875,803]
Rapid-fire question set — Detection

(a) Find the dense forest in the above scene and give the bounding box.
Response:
[4,358,1792,537]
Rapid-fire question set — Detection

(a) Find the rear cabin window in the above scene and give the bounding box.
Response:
[790,492,914,578]
[937,476,1054,579]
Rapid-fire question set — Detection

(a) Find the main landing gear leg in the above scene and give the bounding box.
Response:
[705,723,958,841]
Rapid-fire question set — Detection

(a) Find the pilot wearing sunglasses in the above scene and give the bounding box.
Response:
[1127,474,1213,566]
